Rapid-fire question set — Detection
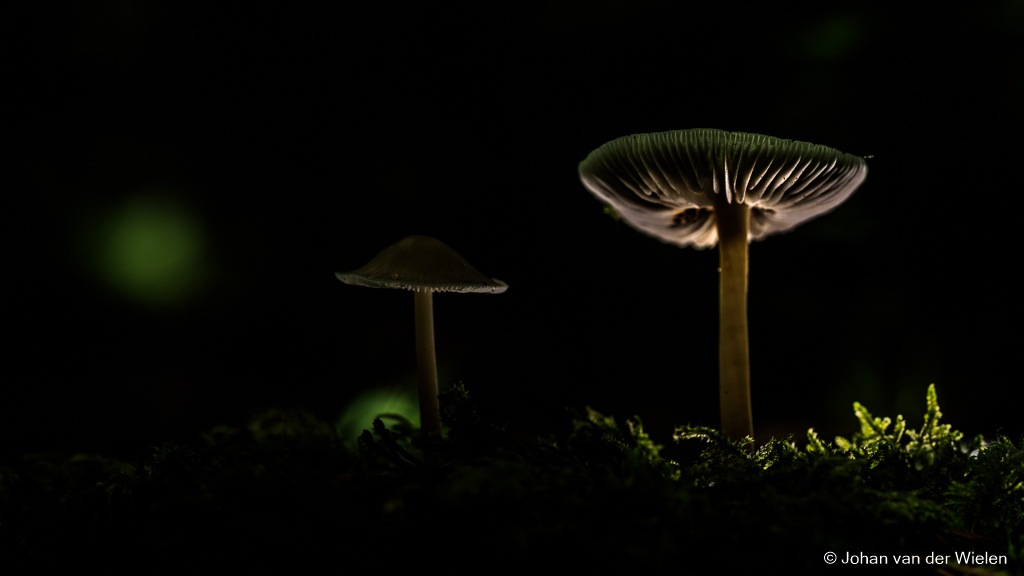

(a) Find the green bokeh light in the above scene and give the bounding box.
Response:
[336,385,420,445]
[800,14,864,61]
[90,192,207,307]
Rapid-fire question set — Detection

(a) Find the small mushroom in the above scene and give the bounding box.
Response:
[578,129,867,441]
[336,235,507,439]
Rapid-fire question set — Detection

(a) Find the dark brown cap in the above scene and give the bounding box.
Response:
[335,235,508,294]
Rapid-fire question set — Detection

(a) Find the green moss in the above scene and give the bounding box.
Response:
[1,385,1020,574]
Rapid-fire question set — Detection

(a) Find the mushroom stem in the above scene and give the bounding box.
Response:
[715,199,753,442]
[413,290,443,439]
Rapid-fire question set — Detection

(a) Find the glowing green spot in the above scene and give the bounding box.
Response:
[336,385,420,445]
[91,193,206,307]
[800,14,864,61]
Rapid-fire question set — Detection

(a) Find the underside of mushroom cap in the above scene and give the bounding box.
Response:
[578,129,868,248]
[335,235,508,294]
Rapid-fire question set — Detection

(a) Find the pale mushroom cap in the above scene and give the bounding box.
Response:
[335,235,508,294]
[578,129,868,248]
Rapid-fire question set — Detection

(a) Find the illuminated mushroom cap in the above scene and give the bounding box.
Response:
[578,129,868,248]
[335,235,508,294]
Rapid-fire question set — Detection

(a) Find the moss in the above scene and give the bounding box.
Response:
[1,386,1020,574]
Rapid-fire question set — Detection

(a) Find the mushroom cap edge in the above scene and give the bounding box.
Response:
[335,235,508,294]
[578,129,868,248]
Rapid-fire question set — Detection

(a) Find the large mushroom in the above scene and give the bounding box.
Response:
[578,129,867,442]
[336,235,507,439]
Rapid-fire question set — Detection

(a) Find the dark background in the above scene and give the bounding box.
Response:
[10,1,1023,460]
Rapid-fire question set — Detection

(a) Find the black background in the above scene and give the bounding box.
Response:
[10,1,1023,460]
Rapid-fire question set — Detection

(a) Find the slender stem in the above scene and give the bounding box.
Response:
[414,290,442,439]
[715,199,753,442]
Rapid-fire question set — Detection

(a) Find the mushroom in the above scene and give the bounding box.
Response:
[578,129,867,442]
[335,235,507,439]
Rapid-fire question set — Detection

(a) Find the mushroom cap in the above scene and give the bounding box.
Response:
[578,129,868,248]
[335,235,508,294]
